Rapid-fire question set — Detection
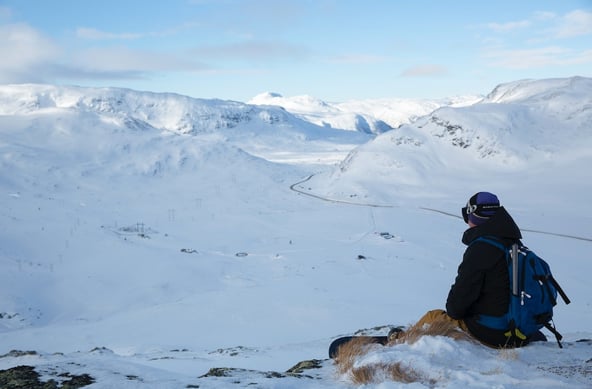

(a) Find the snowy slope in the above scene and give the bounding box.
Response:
[0,84,372,169]
[249,91,481,134]
[310,76,592,204]
[0,84,370,144]
[0,78,591,388]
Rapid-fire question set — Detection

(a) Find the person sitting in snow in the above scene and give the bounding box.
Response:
[390,191,545,348]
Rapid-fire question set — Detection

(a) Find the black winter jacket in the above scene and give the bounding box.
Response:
[446,206,523,347]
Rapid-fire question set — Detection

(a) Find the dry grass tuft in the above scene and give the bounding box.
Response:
[335,317,475,385]
[334,337,422,385]
[350,362,421,385]
[389,318,474,346]
[334,337,378,375]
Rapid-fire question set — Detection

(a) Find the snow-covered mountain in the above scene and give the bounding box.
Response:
[249,91,481,134]
[0,84,375,141]
[309,77,592,210]
[0,84,373,172]
[0,78,591,388]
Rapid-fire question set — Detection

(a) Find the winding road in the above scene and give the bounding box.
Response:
[290,174,592,243]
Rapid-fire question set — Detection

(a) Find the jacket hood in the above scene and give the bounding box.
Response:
[462,206,522,246]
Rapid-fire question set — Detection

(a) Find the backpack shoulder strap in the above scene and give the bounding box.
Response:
[470,236,509,252]
[472,236,520,298]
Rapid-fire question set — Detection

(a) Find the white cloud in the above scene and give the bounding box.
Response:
[75,23,199,41]
[401,64,448,77]
[76,27,142,40]
[0,22,210,84]
[0,23,60,82]
[72,46,208,74]
[483,9,592,39]
[484,46,592,69]
[553,10,592,38]
[533,11,556,21]
[479,9,592,71]
[192,41,312,62]
[327,54,386,64]
[486,20,531,32]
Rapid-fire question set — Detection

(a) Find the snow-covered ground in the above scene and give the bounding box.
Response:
[249,91,481,134]
[0,78,591,388]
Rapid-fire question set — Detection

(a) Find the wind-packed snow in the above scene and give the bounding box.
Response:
[0,78,591,388]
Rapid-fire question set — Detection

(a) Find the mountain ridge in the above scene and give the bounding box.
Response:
[304,76,592,205]
[249,91,482,133]
[2,77,590,187]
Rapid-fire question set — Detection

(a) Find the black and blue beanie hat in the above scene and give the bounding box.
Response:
[462,192,500,225]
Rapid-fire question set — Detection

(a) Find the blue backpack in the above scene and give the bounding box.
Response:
[472,237,571,347]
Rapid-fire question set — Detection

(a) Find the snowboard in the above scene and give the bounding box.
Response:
[328,336,388,359]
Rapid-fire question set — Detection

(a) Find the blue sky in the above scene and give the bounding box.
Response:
[1,0,591,102]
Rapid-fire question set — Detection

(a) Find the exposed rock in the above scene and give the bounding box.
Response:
[199,359,326,382]
[285,359,323,374]
[0,350,38,359]
[0,365,94,389]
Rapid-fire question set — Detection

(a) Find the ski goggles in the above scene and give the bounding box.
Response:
[461,203,500,223]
